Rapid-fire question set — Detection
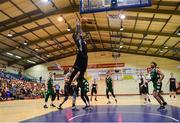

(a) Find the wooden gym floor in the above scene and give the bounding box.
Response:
[0,95,179,122]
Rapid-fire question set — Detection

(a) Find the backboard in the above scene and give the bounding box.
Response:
[80,0,152,14]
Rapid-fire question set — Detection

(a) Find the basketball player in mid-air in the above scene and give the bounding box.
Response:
[147,62,167,109]
[105,70,117,104]
[139,72,151,104]
[90,79,98,101]
[43,72,56,108]
[68,18,88,86]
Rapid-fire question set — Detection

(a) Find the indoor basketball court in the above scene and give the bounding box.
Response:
[0,0,180,122]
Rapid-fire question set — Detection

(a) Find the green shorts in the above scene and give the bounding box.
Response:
[106,88,113,93]
[46,89,55,95]
[153,82,162,93]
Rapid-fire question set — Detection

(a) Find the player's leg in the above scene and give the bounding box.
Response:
[71,90,79,111]
[69,69,78,83]
[145,94,151,103]
[95,90,97,101]
[90,90,93,101]
[157,83,167,106]
[81,93,88,109]
[111,89,117,103]
[145,86,151,103]
[106,89,111,104]
[153,91,164,109]
[50,91,56,107]
[44,91,49,108]
[172,91,176,99]
[58,84,69,109]
[172,84,176,99]
[56,90,60,100]
[142,94,147,104]
[84,93,90,106]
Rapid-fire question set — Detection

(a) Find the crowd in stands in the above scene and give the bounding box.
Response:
[0,70,45,101]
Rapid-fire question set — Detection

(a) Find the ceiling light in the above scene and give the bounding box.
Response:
[119,45,123,48]
[160,50,164,53]
[57,16,63,22]
[42,0,50,2]
[7,31,13,37]
[15,55,22,59]
[24,41,27,45]
[35,48,39,51]
[120,26,124,31]
[164,46,168,49]
[27,60,36,64]
[67,26,71,32]
[46,54,50,57]
[6,52,13,56]
[120,14,126,19]
[177,30,180,36]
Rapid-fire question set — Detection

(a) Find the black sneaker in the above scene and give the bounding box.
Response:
[57,105,63,110]
[82,105,89,110]
[50,104,56,107]
[163,102,167,106]
[72,106,79,111]
[158,105,165,110]
[43,105,48,108]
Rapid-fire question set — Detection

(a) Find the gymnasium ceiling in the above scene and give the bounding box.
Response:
[0,0,180,69]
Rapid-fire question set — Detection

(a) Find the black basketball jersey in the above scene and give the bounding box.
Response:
[92,83,97,89]
[170,78,176,83]
[140,76,148,87]
[73,34,87,56]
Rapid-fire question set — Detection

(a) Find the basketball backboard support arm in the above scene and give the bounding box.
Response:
[80,0,152,14]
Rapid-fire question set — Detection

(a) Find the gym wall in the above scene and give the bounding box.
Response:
[25,52,180,95]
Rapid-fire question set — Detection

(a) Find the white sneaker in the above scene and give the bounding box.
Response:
[144,101,148,104]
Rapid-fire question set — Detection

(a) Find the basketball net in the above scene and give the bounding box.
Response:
[112,52,120,68]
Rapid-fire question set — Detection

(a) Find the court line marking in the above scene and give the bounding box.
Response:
[68,111,179,122]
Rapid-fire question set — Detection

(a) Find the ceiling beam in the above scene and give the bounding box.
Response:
[11,38,178,66]
[1,26,179,54]
[24,47,180,69]
[1,2,180,32]
[8,43,76,66]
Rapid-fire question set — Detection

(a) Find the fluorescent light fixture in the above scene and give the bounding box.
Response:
[120,27,124,31]
[7,32,13,37]
[119,45,123,48]
[6,52,13,56]
[120,14,126,19]
[57,16,63,22]
[67,26,71,32]
[15,55,22,59]
[27,60,36,64]
[177,30,180,36]
[42,0,49,2]
[24,41,28,45]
